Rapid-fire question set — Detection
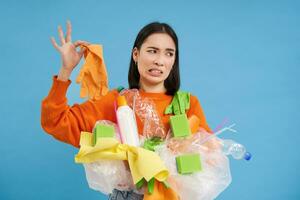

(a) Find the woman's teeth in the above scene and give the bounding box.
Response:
[149,69,163,74]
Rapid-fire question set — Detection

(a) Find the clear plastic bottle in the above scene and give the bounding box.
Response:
[116,95,140,146]
[221,139,252,161]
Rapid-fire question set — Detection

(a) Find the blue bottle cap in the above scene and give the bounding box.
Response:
[244,152,252,161]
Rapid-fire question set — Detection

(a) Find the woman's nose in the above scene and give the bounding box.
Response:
[154,55,164,66]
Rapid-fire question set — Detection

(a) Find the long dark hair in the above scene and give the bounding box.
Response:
[128,22,180,95]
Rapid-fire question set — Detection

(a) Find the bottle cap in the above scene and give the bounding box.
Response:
[244,152,252,161]
[117,96,127,107]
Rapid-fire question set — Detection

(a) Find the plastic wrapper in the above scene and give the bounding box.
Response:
[83,120,136,194]
[155,129,232,200]
[83,160,134,194]
[120,89,166,139]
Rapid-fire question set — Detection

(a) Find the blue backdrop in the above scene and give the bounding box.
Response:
[0,0,299,199]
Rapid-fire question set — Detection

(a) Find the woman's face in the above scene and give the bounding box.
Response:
[133,33,176,90]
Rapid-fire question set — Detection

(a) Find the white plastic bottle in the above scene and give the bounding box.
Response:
[116,95,140,146]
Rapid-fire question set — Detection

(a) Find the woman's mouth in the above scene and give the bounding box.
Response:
[148,68,163,77]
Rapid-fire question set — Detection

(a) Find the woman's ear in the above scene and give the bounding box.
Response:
[132,47,139,63]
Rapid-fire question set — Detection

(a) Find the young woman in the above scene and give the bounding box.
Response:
[41,21,211,199]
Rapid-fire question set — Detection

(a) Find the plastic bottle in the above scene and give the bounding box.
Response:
[116,95,140,146]
[221,139,252,161]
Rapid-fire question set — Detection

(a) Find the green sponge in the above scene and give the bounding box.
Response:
[93,124,115,145]
[176,154,202,174]
[170,114,191,138]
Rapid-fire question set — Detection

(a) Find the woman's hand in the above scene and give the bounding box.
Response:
[51,21,90,80]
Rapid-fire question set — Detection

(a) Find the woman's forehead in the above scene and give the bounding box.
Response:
[142,33,176,50]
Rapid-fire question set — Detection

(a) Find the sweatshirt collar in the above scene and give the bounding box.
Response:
[138,89,172,100]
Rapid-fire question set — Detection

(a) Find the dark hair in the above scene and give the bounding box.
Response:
[128,22,180,95]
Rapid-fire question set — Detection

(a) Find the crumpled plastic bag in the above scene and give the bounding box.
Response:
[155,130,232,200]
[82,120,135,194]
[83,160,134,194]
[120,89,167,139]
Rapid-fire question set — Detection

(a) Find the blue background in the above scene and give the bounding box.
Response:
[0,0,299,199]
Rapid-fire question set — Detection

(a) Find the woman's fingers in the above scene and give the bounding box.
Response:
[78,47,86,57]
[74,40,90,47]
[65,20,72,43]
[52,21,90,57]
[50,37,61,52]
[58,25,66,45]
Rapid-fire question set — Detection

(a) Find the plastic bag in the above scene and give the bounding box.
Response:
[155,130,232,200]
[120,89,167,139]
[83,120,136,194]
[83,160,135,194]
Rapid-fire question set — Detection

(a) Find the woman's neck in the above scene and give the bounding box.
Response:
[139,81,166,93]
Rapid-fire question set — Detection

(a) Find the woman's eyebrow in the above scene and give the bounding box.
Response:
[147,46,175,52]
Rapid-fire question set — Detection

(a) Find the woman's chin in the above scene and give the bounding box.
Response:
[144,76,164,85]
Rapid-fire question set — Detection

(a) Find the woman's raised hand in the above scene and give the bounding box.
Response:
[51,21,90,73]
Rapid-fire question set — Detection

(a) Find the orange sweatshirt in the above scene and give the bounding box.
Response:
[41,76,211,148]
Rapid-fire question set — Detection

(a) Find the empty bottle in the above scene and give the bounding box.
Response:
[116,95,140,146]
[221,139,251,161]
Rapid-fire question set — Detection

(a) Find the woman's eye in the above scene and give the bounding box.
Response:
[147,50,156,53]
[166,52,174,57]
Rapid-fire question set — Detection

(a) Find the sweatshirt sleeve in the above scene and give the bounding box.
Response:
[41,76,117,148]
[187,95,212,133]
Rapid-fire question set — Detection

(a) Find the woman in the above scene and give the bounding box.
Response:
[41,21,211,199]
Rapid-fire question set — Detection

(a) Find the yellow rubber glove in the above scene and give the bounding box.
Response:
[76,44,109,101]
